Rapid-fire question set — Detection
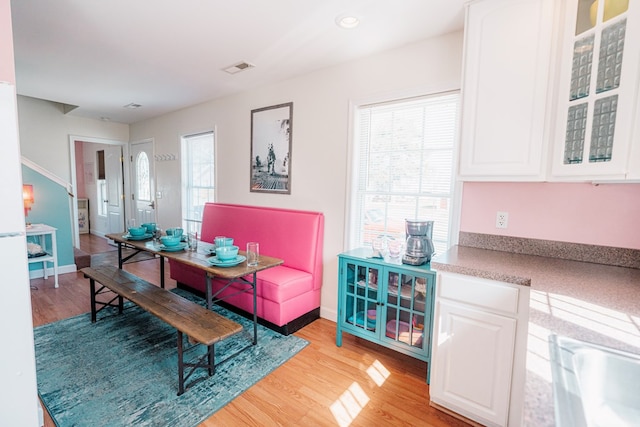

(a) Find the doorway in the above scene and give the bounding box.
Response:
[130,139,156,226]
[69,135,129,247]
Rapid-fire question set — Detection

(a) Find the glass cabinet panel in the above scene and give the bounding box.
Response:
[343,261,379,332]
[383,270,427,350]
[563,0,628,165]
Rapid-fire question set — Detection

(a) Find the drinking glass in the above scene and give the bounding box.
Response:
[187,232,198,252]
[246,242,259,267]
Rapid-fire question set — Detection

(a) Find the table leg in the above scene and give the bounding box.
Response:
[159,255,165,289]
[89,278,97,323]
[252,272,257,345]
[205,275,212,310]
[117,242,123,269]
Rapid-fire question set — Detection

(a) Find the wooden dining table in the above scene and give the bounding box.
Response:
[105,232,284,344]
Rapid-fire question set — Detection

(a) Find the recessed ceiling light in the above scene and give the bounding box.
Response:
[123,102,142,109]
[336,15,360,29]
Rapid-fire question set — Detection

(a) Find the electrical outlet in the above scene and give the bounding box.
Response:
[496,211,509,229]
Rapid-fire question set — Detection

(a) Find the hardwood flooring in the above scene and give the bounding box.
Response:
[31,234,468,427]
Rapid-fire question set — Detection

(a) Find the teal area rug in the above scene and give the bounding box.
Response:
[33,288,308,426]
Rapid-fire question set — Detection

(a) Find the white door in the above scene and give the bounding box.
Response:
[131,140,156,225]
[430,300,516,427]
[105,145,125,233]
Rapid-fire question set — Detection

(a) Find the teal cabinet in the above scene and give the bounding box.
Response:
[336,248,435,381]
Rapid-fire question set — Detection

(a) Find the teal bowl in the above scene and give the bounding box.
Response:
[166,227,183,237]
[160,235,181,247]
[141,222,157,233]
[216,245,239,261]
[128,227,146,236]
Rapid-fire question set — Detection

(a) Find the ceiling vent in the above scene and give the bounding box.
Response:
[223,61,255,74]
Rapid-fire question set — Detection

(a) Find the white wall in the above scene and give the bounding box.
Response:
[17,95,129,183]
[130,32,464,320]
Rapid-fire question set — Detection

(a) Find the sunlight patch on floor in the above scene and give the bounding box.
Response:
[330,382,370,427]
[330,358,392,426]
[366,359,390,386]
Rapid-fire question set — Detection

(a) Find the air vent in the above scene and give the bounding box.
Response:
[223,61,255,74]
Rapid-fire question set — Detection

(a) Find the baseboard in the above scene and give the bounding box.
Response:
[28,264,76,279]
[176,282,320,335]
[429,401,484,427]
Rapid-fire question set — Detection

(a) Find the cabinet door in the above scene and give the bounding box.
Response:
[382,270,430,353]
[551,0,640,180]
[430,300,516,427]
[458,0,555,181]
[340,260,380,337]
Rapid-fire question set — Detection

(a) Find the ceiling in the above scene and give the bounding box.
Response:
[11,0,465,124]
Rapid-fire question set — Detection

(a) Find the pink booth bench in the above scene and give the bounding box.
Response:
[169,203,324,335]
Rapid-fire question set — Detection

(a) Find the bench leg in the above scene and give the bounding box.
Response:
[89,278,97,323]
[118,295,124,314]
[176,332,216,396]
[177,331,185,396]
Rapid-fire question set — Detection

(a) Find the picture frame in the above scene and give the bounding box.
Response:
[250,102,293,194]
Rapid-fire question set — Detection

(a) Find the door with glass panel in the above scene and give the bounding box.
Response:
[131,140,156,226]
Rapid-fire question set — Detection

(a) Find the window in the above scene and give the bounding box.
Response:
[181,131,215,233]
[136,152,151,202]
[96,150,107,217]
[349,91,459,256]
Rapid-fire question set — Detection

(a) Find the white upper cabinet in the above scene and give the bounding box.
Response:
[458,0,557,181]
[551,0,640,180]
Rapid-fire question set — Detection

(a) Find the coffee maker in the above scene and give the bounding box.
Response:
[402,219,435,266]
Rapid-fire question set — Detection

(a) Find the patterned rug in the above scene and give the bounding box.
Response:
[33,289,308,426]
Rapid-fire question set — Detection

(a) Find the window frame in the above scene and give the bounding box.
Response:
[345,89,462,255]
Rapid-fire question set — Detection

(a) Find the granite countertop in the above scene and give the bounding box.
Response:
[430,237,640,427]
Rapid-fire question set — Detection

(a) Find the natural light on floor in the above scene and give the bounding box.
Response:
[330,359,390,426]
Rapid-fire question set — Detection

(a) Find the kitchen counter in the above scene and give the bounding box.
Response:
[431,240,640,426]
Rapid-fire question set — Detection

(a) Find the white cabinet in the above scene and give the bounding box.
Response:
[458,0,557,181]
[430,272,530,427]
[551,0,640,180]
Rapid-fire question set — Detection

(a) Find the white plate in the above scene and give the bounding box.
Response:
[207,255,246,267]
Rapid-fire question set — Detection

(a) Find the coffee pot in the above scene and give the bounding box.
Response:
[402,219,434,266]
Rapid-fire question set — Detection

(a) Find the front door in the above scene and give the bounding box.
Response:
[105,145,124,233]
[131,140,156,226]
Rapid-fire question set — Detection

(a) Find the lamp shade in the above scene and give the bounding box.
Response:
[23,184,34,216]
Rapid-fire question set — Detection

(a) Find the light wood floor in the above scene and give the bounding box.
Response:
[30,234,469,427]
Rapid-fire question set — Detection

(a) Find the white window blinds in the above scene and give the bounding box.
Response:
[351,91,459,256]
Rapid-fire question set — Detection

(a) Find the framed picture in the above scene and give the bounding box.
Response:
[250,102,293,194]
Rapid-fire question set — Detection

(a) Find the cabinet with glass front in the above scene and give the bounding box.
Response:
[551,0,640,180]
[336,248,435,381]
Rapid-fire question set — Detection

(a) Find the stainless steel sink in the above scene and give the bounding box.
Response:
[549,334,640,427]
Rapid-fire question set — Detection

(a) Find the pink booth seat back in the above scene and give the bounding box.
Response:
[200,203,324,290]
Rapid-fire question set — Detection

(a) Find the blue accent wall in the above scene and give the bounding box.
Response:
[22,165,74,270]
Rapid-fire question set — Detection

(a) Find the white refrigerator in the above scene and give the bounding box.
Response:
[0,82,40,426]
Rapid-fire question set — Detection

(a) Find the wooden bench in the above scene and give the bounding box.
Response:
[81,265,243,395]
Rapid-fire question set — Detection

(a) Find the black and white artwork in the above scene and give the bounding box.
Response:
[250,102,292,194]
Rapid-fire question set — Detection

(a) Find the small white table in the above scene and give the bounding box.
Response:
[26,223,59,288]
